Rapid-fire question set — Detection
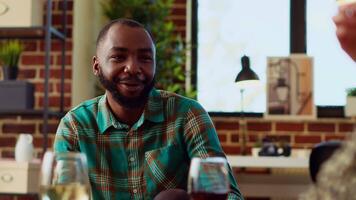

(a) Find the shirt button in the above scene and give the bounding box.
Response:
[133,189,138,193]
[129,156,135,162]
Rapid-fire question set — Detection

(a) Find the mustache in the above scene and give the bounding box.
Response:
[113,76,146,83]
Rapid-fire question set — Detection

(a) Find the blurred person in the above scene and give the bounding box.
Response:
[299,134,356,199]
[299,2,356,199]
[54,18,243,200]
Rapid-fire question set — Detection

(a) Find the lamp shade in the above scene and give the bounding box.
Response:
[235,55,259,89]
[235,55,259,83]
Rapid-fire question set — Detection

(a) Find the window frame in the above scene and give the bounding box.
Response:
[191,0,343,117]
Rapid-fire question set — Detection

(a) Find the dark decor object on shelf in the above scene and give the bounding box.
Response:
[281,144,292,156]
[0,81,34,110]
[258,137,279,157]
[2,66,18,80]
[258,137,292,157]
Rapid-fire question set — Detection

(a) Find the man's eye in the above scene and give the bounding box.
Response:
[140,56,153,62]
[111,55,125,62]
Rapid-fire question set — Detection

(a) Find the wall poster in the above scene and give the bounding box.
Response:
[266,54,316,119]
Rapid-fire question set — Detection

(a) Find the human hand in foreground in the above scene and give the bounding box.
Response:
[333,1,356,61]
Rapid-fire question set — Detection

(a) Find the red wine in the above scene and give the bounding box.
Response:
[190,192,228,200]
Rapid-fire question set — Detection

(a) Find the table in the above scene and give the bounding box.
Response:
[226,155,309,168]
[226,156,311,199]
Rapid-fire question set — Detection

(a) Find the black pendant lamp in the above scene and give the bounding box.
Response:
[235,55,259,84]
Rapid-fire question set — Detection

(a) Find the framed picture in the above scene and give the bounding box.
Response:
[265,54,316,119]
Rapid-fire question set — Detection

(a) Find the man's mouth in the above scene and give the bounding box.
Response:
[117,80,144,91]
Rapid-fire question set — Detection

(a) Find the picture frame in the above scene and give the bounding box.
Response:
[265,54,316,119]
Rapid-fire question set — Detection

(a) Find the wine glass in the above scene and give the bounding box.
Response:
[39,151,91,200]
[188,157,230,200]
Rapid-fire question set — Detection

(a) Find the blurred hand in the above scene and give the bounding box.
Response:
[333,2,356,61]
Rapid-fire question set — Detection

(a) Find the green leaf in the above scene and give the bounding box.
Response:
[346,88,356,96]
[0,40,24,67]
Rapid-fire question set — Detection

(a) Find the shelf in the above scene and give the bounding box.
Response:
[0,26,65,40]
[0,0,68,153]
[0,109,65,118]
[226,155,308,168]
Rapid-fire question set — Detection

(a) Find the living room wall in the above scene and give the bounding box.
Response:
[0,0,353,169]
[0,0,354,199]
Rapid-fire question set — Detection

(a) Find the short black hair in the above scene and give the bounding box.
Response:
[96,18,149,48]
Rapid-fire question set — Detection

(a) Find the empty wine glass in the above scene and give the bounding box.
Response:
[188,157,230,200]
[39,151,91,200]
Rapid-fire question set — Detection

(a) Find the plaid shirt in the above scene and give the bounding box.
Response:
[54,88,243,200]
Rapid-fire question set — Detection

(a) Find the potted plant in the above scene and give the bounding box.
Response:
[0,40,24,80]
[251,139,262,157]
[345,87,356,117]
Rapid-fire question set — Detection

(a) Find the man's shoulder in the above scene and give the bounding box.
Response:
[71,95,102,112]
[64,95,103,120]
[156,89,190,101]
[155,89,203,110]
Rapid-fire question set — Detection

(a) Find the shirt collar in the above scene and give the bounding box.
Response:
[144,88,164,123]
[96,88,164,133]
[97,94,116,133]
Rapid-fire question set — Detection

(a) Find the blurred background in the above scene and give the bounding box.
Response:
[0,0,355,199]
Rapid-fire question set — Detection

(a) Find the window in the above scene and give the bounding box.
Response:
[196,0,355,113]
[197,0,290,112]
[307,0,356,106]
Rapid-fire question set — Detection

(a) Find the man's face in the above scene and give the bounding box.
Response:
[93,24,156,108]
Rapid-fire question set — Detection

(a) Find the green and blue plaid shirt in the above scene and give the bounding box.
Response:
[54,88,243,200]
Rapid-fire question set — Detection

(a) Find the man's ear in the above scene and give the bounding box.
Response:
[92,56,100,76]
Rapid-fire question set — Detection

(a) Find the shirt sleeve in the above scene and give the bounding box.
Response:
[54,113,80,153]
[183,101,244,200]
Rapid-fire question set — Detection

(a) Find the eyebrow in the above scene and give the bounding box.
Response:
[110,47,128,52]
[110,47,153,54]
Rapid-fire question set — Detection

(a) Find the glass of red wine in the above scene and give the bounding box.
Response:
[188,157,230,200]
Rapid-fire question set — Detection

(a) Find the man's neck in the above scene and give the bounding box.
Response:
[106,93,146,127]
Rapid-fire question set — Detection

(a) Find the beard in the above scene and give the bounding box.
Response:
[98,71,154,109]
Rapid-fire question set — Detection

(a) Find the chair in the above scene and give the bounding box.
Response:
[309,140,342,183]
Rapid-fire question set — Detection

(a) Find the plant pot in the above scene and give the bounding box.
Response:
[251,147,261,157]
[2,66,18,80]
[345,96,356,117]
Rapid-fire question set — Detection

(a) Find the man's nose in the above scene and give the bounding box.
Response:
[124,57,141,74]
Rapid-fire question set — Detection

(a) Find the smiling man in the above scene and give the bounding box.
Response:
[54,18,243,200]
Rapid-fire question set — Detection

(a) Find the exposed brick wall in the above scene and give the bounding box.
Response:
[213,117,354,155]
[0,1,72,199]
[171,0,186,38]
[17,1,73,112]
[0,1,354,199]
[0,0,72,158]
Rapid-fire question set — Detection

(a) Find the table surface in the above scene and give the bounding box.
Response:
[226,155,309,168]
[0,159,41,169]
